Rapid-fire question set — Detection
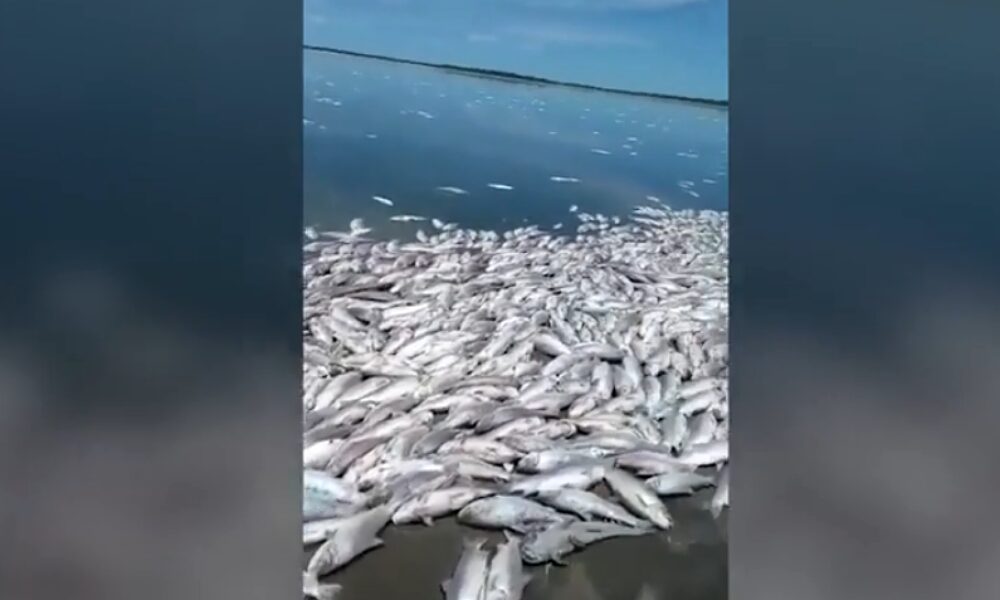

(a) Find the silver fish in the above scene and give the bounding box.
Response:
[484,533,531,600]
[457,495,572,533]
[677,439,728,467]
[443,538,492,600]
[645,471,716,496]
[392,486,496,525]
[603,468,673,530]
[508,463,606,495]
[710,465,729,517]
[520,520,652,565]
[305,504,392,577]
[534,488,645,527]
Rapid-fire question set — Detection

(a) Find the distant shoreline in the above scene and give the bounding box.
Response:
[303,45,728,108]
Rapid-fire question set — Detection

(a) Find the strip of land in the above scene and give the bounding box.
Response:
[303,45,728,108]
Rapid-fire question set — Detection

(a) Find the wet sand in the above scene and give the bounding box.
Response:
[306,490,727,600]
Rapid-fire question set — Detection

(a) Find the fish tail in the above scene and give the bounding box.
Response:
[303,571,320,597]
[314,583,343,600]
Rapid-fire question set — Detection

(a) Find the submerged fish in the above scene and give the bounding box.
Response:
[372,195,394,206]
[487,183,514,191]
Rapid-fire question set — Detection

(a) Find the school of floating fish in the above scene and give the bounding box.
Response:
[302,204,729,599]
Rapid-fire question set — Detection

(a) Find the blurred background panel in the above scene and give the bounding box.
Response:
[731,0,1000,599]
[0,0,302,599]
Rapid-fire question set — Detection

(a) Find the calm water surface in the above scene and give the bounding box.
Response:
[303,49,728,600]
[305,491,727,600]
[304,50,727,238]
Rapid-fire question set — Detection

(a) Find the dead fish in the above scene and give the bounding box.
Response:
[442,538,492,600]
[457,495,572,533]
[534,488,645,527]
[484,532,531,600]
[603,468,673,530]
[305,504,392,578]
[645,471,716,496]
[392,486,496,525]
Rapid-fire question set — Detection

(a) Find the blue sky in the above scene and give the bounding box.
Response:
[304,0,728,100]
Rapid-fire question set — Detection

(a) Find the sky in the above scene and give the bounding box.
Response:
[304,0,728,101]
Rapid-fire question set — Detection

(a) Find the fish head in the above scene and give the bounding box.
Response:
[517,453,542,473]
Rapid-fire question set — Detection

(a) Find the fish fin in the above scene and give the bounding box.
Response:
[440,579,451,594]
[552,556,569,567]
[467,537,488,550]
[521,572,534,588]
[422,516,434,527]
[303,570,319,594]
[367,536,385,551]
[503,462,515,472]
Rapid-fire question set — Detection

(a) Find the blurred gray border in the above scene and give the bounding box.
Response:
[731,0,1000,599]
[0,1,302,599]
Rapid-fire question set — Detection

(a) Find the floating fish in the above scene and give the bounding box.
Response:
[436,186,469,195]
[348,218,371,236]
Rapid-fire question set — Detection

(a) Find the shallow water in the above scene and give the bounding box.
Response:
[303,50,728,239]
[306,489,727,600]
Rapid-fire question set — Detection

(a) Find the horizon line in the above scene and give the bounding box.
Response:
[303,45,728,108]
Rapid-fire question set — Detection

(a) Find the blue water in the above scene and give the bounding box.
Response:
[304,50,727,238]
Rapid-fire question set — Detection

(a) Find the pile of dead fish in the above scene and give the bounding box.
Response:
[303,204,729,599]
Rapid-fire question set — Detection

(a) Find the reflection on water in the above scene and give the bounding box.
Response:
[304,50,728,238]
[304,491,726,600]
